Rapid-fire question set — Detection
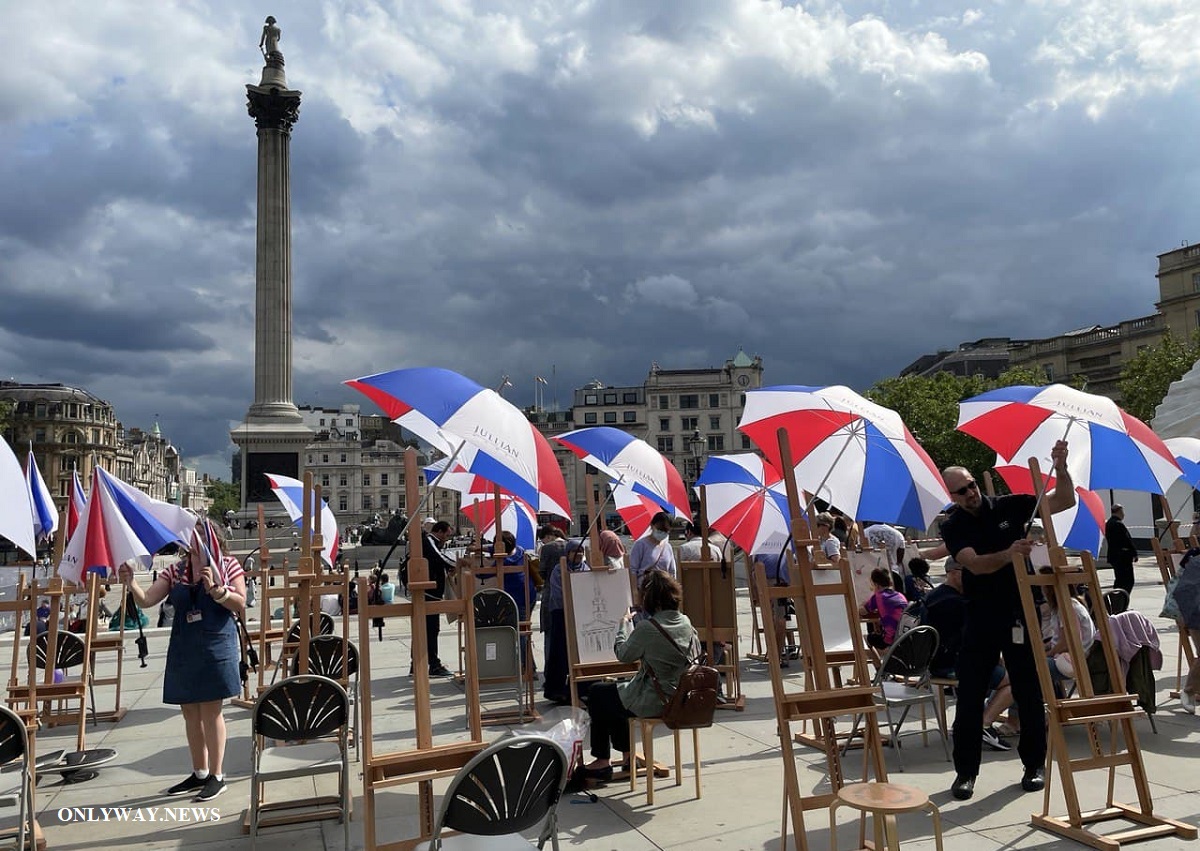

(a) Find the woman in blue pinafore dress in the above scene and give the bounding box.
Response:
[120,520,247,803]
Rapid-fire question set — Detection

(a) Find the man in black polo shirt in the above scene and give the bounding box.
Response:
[939,440,1074,800]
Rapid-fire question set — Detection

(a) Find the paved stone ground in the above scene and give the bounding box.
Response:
[8,559,1199,850]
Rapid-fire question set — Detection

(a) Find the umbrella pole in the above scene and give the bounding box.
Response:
[1023,419,1075,534]
[800,428,860,518]
[397,440,470,545]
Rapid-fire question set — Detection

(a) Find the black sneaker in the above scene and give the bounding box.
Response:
[982,726,1012,751]
[195,775,226,802]
[429,664,453,677]
[951,774,975,800]
[1021,766,1045,793]
[167,773,206,796]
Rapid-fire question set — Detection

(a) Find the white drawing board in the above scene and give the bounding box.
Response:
[847,550,887,606]
[570,568,634,665]
[811,566,855,653]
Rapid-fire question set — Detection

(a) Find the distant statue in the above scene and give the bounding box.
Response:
[260,16,282,59]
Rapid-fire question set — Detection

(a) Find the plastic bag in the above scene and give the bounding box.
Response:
[509,708,589,771]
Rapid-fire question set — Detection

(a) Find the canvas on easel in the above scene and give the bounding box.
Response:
[1013,458,1196,850]
[755,428,890,851]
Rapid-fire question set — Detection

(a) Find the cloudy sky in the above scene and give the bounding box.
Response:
[3,0,1199,478]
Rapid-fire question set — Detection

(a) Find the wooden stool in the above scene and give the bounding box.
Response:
[930,676,957,737]
[627,717,701,805]
[829,782,944,851]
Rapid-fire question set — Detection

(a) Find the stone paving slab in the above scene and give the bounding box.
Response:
[11,560,1199,850]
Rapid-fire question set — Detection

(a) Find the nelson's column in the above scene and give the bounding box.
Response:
[231,16,314,508]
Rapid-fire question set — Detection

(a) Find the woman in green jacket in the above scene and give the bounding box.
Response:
[582,569,697,779]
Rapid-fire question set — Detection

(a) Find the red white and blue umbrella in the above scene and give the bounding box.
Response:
[265,473,340,567]
[345,367,570,518]
[67,468,88,541]
[461,493,538,550]
[1163,437,1200,490]
[59,468,181,584]
[0,439,37,560]
[25,447,58,542]
[958,384,1181,494]
[100,468,197,543]
[554,426,691,516]
[994,461,1108,556]
[695,453,794,556]
[611,481,676,540]
[738,385,949,530]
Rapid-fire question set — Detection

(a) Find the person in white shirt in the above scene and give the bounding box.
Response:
[864,522,907,574]
[628,512,677,582]
[814,513,842,562]
[678,520,723,562]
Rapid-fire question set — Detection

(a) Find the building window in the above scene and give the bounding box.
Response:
[603,392,617,404]
[623,411,636,423]
[346,418,353,426]
[363,474,371,487]
[659,395,669,409]
[363,495,372,510]
[1192,271,1200,292]
[338,496,347,512]
[91,429,100,443]
[657,436,675,452]
[340,453,347,463]
[584,412,598,424]
[739,393,746,407]
[34,428,46,443]
[659,417,670,431]
[60,481,69,498]
[709,415,720,430]
[741,434,753,450]
[65,432,77,444]
[308,454,313,464]
[339,474,348,487]
[680,394,699,409]
[381,473,389,486]
[322,474,330,488]
[380,492,390,509]
[682,416,698,431]
[322,454,329,463]
[623,392,638,403]
[319,418,326,426]
[68,404,77,418]
[584,393,598,405]
[708,435,725,451]
[604,412,617,424]
[709,394,719,408]
[35,404,46,418]
[1043,364,1054,381]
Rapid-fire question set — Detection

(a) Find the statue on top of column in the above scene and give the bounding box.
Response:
[260,16,282,61]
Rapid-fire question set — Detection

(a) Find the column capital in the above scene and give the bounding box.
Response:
[246,84,302,132]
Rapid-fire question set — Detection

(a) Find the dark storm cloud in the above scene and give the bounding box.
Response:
[2,0,1199,475]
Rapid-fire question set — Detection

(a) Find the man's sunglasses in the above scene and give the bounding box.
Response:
[951,481,979,497]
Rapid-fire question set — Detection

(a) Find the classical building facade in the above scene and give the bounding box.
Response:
[0,381,209,520]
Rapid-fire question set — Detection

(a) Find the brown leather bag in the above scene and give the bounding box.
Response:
[645,619,719,730]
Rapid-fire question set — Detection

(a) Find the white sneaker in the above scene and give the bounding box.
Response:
[1182,691,1197,714]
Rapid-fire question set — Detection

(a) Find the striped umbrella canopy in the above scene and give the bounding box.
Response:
[554,426,690,517]
[959,384,1181,494]
[0,439,37,560]
[25,447,57,542]
[265,473,341,567]
[993,460,1108,556]
[695,453,794,556]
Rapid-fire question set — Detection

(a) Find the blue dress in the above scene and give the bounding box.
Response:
[162,567,241,705]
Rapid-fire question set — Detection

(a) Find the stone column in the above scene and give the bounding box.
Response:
[246,57,303,423]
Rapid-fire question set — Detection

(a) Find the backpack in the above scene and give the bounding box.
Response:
[897,599,926,640]
[645,619,720,730]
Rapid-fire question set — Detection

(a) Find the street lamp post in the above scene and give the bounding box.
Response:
[688,430,706,514]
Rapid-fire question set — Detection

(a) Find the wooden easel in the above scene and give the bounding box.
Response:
[233,504,290,709]
[679,488,744,710]
[358,448,484,851]
[463,488,539,725]
[240,473,351,834]
[0,574,48,851]
[1149,501,1199,704]
[755,429,889,851]
[1013,459,1196,851]
[745,551,798,663]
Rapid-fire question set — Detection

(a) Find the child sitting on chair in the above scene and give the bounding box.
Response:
[859,568,908,650]
[904,557,935,602]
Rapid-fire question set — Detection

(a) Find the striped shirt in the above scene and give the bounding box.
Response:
[166,555,245,588]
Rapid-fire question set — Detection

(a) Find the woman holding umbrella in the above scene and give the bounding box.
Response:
[119,520,246,802]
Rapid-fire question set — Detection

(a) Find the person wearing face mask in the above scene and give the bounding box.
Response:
[628,511,677,584]
[543,539,589,705]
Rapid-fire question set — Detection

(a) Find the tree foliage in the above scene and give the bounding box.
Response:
[1116,330,1200,424]
[865,366,1066,479]
[206,480,241,520]
[0,401,11,434]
